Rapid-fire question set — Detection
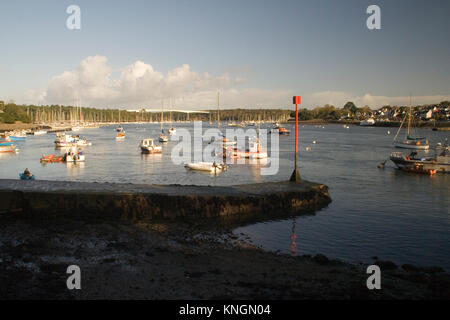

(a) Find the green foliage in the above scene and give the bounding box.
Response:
[0,104,31,123]
[343,101,357,114]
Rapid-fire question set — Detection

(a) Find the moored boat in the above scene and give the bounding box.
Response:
[40,154,64,163]
[64,147,85,162]
[271,125,290,135]
[29,129,47,135]
[393,98,429,150]
[116,132,125,140]
[19,173,35,180]
[0,145,17,153]
[390,143,449,173]
[184,161,227,172]
[140,138,162,154]
[232,139,268,159]
[359,118,375,126]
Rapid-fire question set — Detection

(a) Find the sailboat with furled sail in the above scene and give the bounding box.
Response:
[159,101,169,142]
[393,97,429,150]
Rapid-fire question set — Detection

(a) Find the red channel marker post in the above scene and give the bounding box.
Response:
[290,96,301,182]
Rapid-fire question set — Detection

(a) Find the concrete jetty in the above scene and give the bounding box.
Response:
[0,179,331,222]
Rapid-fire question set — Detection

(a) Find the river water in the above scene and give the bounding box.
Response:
[1,123,449,269]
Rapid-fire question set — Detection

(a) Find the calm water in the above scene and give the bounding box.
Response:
[1,123,449,269]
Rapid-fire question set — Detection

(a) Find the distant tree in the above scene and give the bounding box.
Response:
[343,101,357,115]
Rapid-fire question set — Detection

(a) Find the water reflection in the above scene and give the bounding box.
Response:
[66,161,85,177]
[290,219,297,256]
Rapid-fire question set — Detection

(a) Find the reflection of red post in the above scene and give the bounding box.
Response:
[290,96,301,182]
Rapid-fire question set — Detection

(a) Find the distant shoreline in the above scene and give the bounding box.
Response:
[1,119,450,133]
[286,119,450,128]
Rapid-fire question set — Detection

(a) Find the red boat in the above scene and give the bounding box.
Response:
[40,154,64,163]
[271,126,290,135]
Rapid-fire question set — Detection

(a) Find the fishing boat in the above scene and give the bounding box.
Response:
[390,142,449,173]
[64,147,85,162]
[140,138,162,154]
[393,98,429,150]
[184,161,227,172]
[116,132,125,140]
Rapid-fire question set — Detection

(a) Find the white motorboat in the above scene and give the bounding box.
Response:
[159,133,169,142]
[55,134,76,148]
[233,140,268,159]
[359,118,375,126]
[184,162,227,172]
[30,129,47,135]
[140,138,162,154]
[64,147,85,162]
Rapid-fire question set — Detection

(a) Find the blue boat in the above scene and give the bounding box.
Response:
[19,173,35,180]
[0,141,14,146]
[9,136,26,141]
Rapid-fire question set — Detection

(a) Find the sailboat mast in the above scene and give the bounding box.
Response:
[408,96,412,136]
[161,100,164,131]
[217,91,220,128]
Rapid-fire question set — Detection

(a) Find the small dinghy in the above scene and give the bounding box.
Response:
[184,162,227,172]
[19,173,35,180]
[116,132,125,140]
[159,133,169,143]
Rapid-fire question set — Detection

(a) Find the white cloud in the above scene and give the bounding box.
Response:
[302,91,450,108]
[21,55,450,109]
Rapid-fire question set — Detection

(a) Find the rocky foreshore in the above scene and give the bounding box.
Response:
[0,216,449,299]
[0,179,449,299]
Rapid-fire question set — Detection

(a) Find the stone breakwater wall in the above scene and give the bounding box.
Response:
[0,179,331,222]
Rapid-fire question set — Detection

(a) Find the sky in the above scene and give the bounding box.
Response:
[0,0,449,109]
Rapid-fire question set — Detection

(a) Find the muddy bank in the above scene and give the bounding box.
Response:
[0,123,41,132]
[0,179,331,222]
[0,217,448,300]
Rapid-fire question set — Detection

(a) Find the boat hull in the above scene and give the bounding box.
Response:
[394,142,429,150]
[0,145,16,153]
[390,155,449,173]
[184,162,225,172]
[140,146,162,154]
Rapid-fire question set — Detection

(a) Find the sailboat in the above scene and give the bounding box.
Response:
[394,97,429,150]
[159,101,169,142]
[115,109,125,140]
[168,100,176,135]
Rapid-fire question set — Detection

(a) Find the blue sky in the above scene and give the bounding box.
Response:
[0,0,449,109]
